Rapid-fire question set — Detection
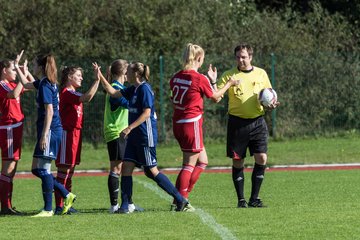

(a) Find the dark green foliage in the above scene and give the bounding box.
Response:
[1,0,359,142]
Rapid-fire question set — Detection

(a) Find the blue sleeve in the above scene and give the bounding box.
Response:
[109,84,129,110]
[139,84,153,109]
[33,79,40,90]
[120,87,134,101]
[109,96,129,110]
[39,82,53,105]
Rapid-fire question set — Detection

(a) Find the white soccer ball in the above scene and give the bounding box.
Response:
[258,88,277,107]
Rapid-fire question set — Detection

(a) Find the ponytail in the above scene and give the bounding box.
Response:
[36,54,58,84]
[142,64,150,81]
[129,62,150,82]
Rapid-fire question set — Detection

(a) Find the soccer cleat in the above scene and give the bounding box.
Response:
[109,204,119,214]
[175,200,195,212]
[169,204,177,212]
[237,199,248,208]
[175,200,188,212]
[31,210,54,217]
[128,203,144,213]
[54,206,63,215]
[248,198,265,208]
[61,193,77,215]
[67,207,78,214]
[117,208,130,214]
[0,207,23,215]
[183,202,195,212]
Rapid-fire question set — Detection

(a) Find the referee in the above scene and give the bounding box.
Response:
[218,43,279,208]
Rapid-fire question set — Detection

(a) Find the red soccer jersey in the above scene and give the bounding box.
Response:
[170,70,214,122]
[59,88,83,130]
[0,81,24,125]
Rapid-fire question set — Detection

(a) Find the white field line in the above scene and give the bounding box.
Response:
[134,178,238,240]
[271,163,360,168]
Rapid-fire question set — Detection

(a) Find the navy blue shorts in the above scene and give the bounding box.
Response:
[226,115,268,159]
[124,144,157,168]
[33,128,62,160]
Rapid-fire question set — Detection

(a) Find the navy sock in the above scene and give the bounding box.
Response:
[32,169,54,211]
[120,176,132,210]
[250,163,266,201]
[232,166,245,201]
[53,176,70,198]
[154,172,184,203]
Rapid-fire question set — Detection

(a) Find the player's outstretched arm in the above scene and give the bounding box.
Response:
[79,65,101,103]
[14,50,36,90]
[93,62,123,98]
[211,76,240,101]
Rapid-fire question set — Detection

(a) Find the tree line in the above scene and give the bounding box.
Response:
[1,0,359,142]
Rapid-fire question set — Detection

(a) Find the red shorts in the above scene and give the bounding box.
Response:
[0,122,23,161]
[173,117,203,153]
[56,128,82,167]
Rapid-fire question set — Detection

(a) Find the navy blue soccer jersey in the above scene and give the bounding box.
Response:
[34,77,62,130]
[121,82,158,147]
[110,81,128,111]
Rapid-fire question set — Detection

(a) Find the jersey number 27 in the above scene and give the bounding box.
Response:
[172,85,189,104]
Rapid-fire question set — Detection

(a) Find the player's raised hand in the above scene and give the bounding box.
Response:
[92,62,102,80]
[20,59,29,77]
[207,64,217,84]
[15,50,24,66]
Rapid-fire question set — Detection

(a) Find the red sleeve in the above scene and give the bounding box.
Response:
[0,85,7,98]
[198,74,214,98]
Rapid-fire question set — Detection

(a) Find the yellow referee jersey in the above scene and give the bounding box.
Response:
[218,66,272,119]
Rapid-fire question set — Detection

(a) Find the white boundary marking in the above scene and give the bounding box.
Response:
[134,178,238,240]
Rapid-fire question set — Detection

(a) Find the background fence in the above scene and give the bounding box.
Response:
[20,51,360,144]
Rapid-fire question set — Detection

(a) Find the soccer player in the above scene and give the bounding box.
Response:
[217,43,279,208]
[170,43,240,207]
[95,61,191,213]
[18,53,76,217]
[102,59,142,213]
[0,52,29,215]
[54,66,100,214]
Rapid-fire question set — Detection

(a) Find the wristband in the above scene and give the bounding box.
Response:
[14,64,19,68]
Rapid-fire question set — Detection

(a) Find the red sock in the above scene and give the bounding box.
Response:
[55,171,69,208]
[0,174,12,209]
[9,181,13,208]
[65,170,74,192]
[188,162,207,193]
[175,165,194,199]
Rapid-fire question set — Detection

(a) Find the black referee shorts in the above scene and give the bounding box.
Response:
[226,114,268,159]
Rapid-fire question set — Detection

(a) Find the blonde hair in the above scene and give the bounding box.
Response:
[182,43,204,70]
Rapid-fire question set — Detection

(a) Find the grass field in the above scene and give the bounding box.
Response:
[2,136,360,239]
[1,170,360,239]
[17,135,360,172]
